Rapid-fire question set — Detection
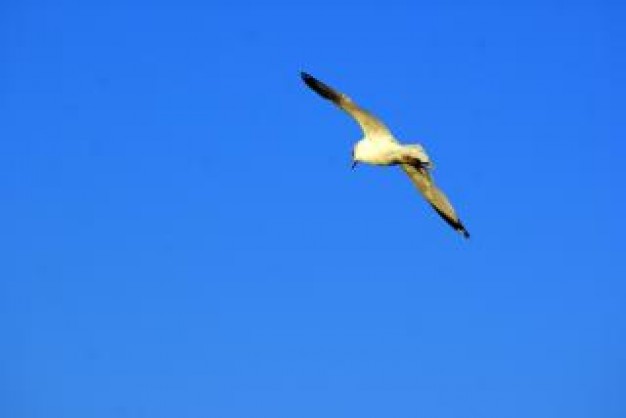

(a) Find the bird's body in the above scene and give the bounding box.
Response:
[353,138,402,166]
[353,139,432,167]
[301,71,470,238]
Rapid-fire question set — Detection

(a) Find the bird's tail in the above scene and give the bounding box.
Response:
[405,144,432,168]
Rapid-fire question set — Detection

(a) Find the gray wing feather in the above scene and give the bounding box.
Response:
[301,72,396,143]
[401,164,470,238]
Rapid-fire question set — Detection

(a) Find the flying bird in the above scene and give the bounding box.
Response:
[301,72,470,238]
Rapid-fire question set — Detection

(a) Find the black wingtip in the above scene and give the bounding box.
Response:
[300,71,341,102]
[300,71,316,87]
[455,219,470,239]
[430,204,470,240]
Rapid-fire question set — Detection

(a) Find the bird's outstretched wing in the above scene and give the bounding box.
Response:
[401,164,470,238]
[301,72,396,143]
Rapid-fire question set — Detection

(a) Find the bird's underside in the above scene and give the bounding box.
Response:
[301,71,470,239]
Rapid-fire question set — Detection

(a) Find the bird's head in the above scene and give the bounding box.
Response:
[351,141,366,169]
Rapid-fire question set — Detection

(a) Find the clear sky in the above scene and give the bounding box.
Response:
[1,0,625,417]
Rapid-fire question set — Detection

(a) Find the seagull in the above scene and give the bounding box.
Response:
[301,72,470,238]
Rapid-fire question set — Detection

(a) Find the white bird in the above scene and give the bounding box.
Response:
[301,72,470,238]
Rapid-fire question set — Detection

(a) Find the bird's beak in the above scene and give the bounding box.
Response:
[351,161,358,170]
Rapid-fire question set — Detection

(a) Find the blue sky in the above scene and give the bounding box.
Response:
[1,0,625,417]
